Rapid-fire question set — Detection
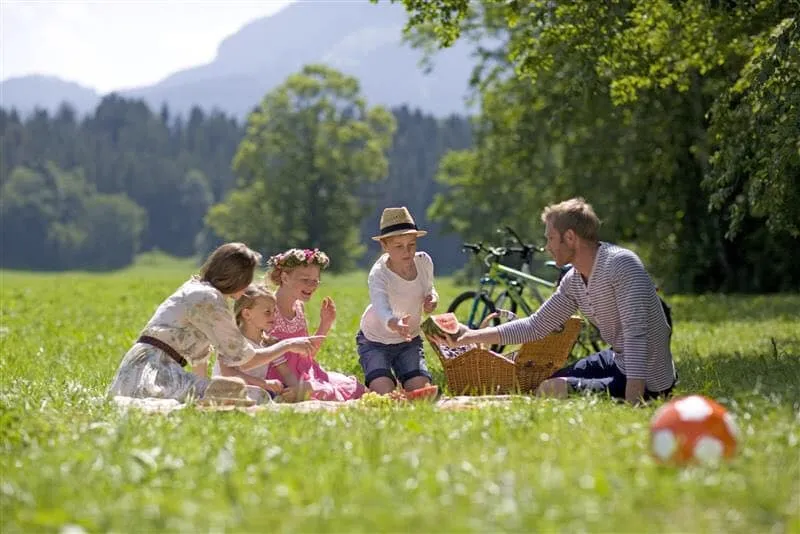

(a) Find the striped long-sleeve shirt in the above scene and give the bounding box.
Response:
[497,243,675,392]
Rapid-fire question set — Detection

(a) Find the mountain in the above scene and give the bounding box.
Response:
[0,2,476,119]
[0,75,100,116]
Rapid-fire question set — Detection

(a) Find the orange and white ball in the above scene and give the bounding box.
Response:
[650,395,739,465]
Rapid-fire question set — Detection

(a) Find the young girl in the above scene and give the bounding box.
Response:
[108,242,319,403]
[212,285,323,402]
[265,248,367,402]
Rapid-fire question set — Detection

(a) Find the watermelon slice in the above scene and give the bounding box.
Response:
[421,313,461,340]
[405,384,439,401]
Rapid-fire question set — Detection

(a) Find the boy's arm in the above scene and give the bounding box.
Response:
[421,252,439,313]
[367,265,396,328]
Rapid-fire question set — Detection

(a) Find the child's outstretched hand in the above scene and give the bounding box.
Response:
[423,294,438,314]
[319,296,337,331]
[388,314,412,340]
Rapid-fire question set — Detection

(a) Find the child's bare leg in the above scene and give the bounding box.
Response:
[368,376,396,395]
[276,362,298,388]
[403,375,431,391]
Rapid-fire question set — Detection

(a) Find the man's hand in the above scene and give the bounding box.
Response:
[430,323,470,347]
[388,315,412,340]
[423,294,438,314]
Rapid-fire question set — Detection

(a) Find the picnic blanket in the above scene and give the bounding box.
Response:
[111,394,536,415]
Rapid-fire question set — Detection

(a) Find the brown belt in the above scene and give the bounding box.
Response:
[137,335,187,367]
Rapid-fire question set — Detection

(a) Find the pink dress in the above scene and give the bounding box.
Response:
[266,301,366,401]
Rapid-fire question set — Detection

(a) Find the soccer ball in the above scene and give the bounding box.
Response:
[650,395,739,465]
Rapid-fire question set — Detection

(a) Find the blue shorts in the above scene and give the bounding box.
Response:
[550,349,675,400]
[355,331,432,387]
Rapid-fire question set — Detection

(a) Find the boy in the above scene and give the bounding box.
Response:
[356,207,438,394]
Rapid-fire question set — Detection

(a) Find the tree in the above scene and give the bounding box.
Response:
[207,64,396,271]
[78,193,147,270]
[382,0,800,291]
[2,89,471,271]
[0,166,58,269]
[0,163,145,270]
[386,0,799,236]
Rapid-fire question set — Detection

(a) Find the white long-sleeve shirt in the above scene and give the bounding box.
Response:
[359,251,438,344]
[497,243,675,392]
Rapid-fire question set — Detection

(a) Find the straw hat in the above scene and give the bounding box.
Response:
[371,206,428,241]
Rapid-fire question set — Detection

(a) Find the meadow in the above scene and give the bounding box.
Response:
[1,255,798,533]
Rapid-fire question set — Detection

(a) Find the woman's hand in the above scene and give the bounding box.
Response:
[280,336,326,357]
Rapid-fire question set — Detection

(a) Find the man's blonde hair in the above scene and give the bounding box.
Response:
[541,197,601,241]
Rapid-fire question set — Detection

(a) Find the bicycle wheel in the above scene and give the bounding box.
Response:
[447,291,497,330]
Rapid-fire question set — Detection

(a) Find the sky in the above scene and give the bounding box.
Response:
[1,0,291,92]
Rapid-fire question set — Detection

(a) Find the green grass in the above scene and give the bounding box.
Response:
[1,266,799,533]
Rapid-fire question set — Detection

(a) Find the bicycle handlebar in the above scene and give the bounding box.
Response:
[497,226,546,254]
[462,242,526,267]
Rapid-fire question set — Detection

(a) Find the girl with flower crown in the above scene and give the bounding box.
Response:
[263,248,366,401]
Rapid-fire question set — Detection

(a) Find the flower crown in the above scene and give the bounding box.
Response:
[267,248,330,271]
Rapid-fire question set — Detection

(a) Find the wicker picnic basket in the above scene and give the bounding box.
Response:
[426,317,582,395]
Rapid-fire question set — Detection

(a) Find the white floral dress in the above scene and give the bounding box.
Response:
[108,277,256,401]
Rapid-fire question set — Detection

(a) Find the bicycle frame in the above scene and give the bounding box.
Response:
[456,239,562,329]
[467,262,557,323]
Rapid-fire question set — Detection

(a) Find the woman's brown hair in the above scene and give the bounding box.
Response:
[199,243,262,294]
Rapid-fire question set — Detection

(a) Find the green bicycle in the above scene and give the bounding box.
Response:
[447,228,603,355]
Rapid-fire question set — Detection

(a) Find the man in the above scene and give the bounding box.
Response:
[444,197,676,404]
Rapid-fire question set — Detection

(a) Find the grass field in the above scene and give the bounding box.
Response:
[1,257,799,533]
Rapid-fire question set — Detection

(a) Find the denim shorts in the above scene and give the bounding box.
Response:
[355,331,432,387]
[550,349,675,400]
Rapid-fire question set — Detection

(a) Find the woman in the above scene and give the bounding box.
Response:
[108,242,320,402]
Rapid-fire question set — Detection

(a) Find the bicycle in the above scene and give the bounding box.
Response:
[447,231,603,356]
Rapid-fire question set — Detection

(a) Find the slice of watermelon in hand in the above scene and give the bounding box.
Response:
[405,384,439,401]
[421,313,461,344]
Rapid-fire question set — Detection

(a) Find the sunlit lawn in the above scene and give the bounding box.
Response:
[1,258,798,533]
